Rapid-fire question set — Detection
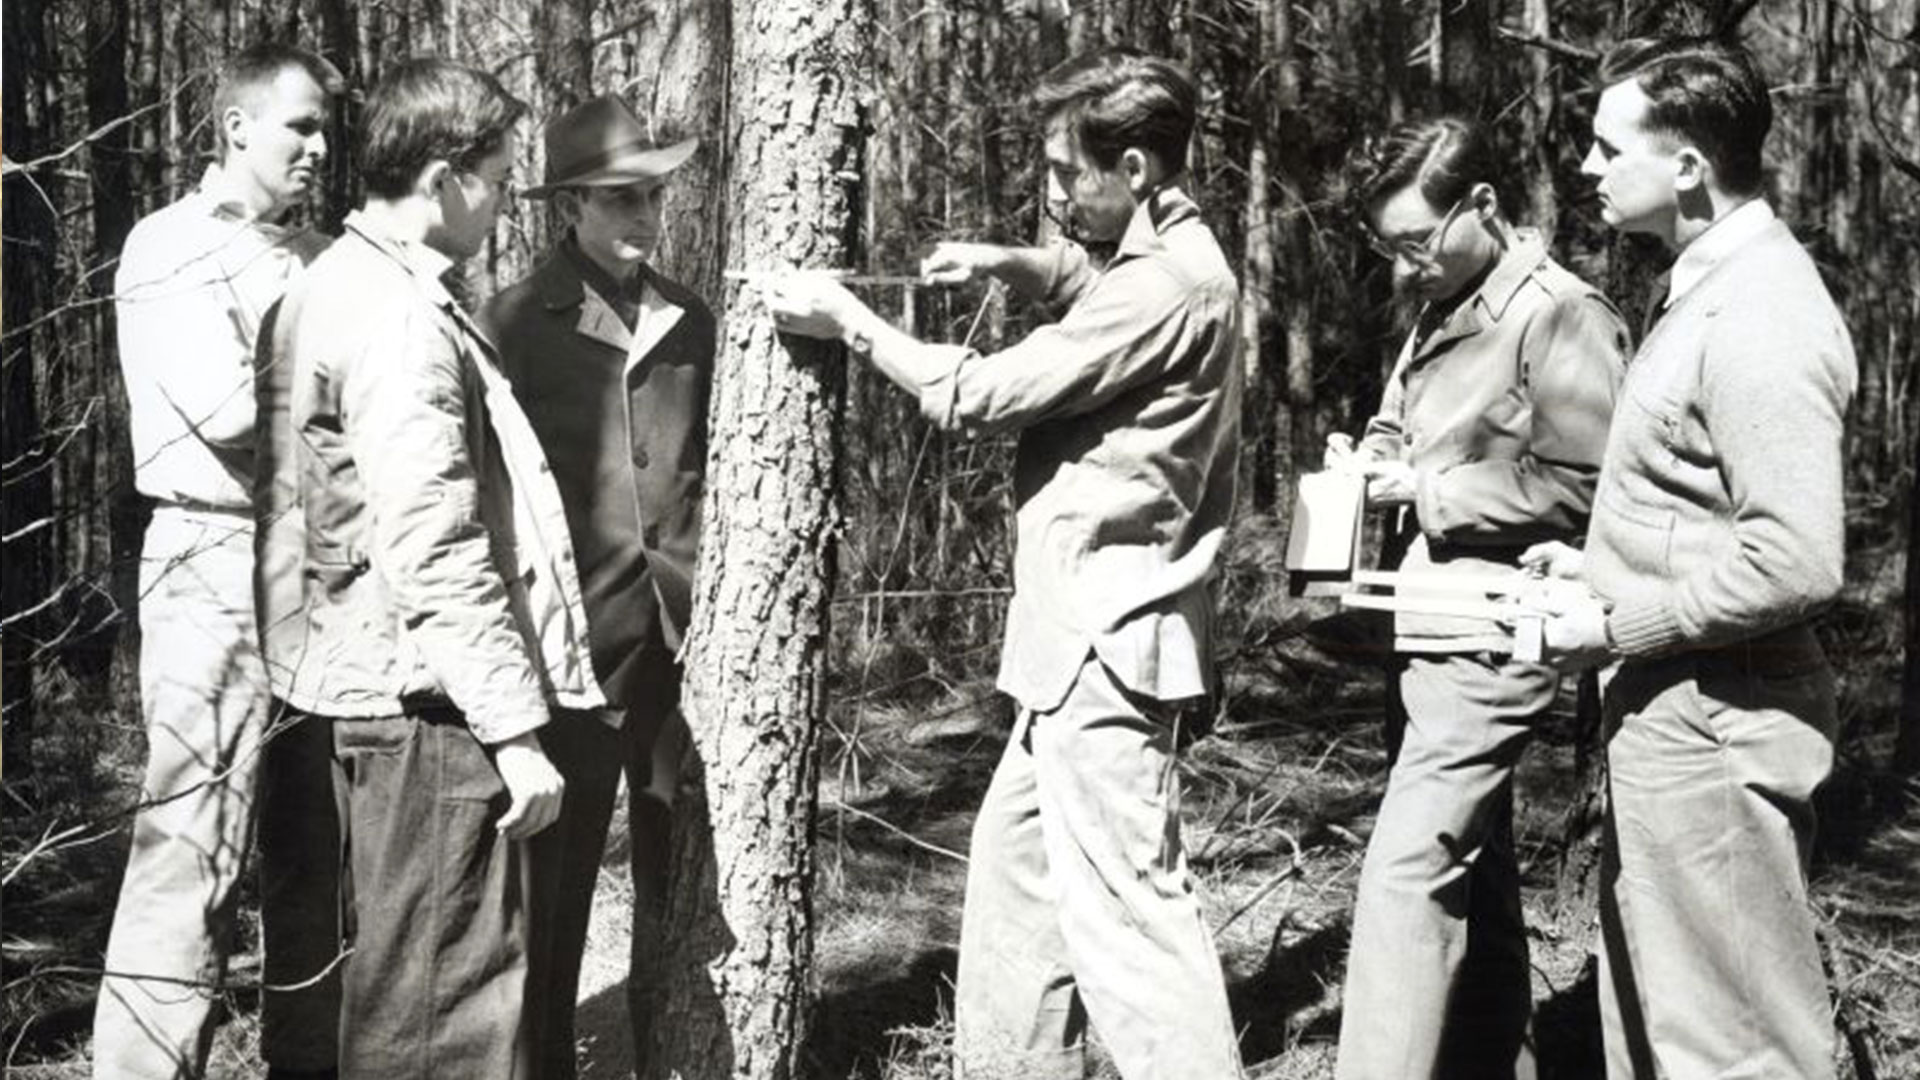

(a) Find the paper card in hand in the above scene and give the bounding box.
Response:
[1285,470,1367,597]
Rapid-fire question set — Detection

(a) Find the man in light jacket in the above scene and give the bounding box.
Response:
[1328,116,1627,1080]
[255,59,593,1078]
[1528,36,1856,1080]
[481,95,713,1080]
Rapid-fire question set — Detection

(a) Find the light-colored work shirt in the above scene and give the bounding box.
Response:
[116,164,328,510]
[913,187,1242,713]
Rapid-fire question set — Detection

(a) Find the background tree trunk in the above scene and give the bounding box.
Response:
[645,0,868,1073]
[1899,454,1920,775]
[629,0,730,303]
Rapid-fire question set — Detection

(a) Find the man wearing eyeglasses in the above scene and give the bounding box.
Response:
[1326,117,1627,1080]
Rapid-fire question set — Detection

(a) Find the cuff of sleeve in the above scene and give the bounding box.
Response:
[466,690,551,746]
[1606,599,1686,657]
[916,346,977,430]
[1414,467,1452,539]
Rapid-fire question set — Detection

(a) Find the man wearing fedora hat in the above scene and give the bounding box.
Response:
[480,93,712,1080]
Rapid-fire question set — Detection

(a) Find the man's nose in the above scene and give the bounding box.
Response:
[308,132,328,162]
[1046,171,1067,206]
[1578,144,1602,178]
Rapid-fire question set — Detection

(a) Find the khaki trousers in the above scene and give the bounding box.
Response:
[1599,645,1838,1080]
[93,508,265,1080]
[954,655,1243,1080]
[1336,653,1558,1080]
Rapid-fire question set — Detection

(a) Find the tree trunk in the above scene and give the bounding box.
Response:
[1275,0,1314,521]
[1239,0,1278,510]
[1522,0,1558,239]
[1897,451,1920,775]
[534,0,595,112]
[645,0,867,1073]
[1437,0,1494,116]
[1,0,58,775]
[630,0,730,303]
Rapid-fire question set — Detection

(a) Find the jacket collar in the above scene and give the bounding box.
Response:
[340,210,501,355]
[1409,229,1548,359]
[530,242,686,367]
[1114,184,1202,263]
[1666,198,1775,307]
[342,210,459,308]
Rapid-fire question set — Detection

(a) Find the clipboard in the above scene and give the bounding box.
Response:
[1284,469,1367,597]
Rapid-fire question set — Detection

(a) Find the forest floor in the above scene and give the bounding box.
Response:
[4,540,1920,1079]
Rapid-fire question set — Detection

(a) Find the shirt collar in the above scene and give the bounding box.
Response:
[1667,198,1775,306]
[561,235,646,305]
[1115,184,1202,262]
[1472,228,1548,323]
[342,209,458,306]
[196,162,300,235]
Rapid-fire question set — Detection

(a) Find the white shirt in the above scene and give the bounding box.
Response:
[115,165,328,510]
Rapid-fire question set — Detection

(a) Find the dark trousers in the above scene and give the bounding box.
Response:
[261,706,532,1080]
[525,686,682,1080]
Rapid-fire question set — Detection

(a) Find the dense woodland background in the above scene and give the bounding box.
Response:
[5,0,1920,1076]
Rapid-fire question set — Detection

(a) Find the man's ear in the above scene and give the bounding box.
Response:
[222,106,251,152]
[1468,181,1499,218]
[1673,146,1708,193]
[1121,147,1156,197]
[419,159,454,201]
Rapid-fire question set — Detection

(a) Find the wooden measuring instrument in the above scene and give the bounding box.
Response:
[1340,569,1548,662]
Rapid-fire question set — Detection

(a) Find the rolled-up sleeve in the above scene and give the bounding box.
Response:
[916,259,1209,437]
[1416,293,1627,541]
[339,307,550,744]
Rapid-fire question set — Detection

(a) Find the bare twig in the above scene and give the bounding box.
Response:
[1494,25,1599,63]
[825,799,969,865]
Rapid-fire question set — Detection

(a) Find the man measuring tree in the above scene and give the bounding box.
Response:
[767,47,1246,1080]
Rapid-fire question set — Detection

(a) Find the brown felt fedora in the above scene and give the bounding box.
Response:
[521,95,697,198]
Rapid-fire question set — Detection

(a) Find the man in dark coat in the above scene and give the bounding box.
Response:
[480,94,714,1080]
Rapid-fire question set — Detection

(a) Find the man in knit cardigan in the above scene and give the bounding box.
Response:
[1524,36,1856,1080]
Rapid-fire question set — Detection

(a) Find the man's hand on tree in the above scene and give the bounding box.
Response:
[920,242,1005,287]
[763,274,864,341]
[493,730,566,841]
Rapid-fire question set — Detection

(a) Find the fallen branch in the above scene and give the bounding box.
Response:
[824,799,969,865]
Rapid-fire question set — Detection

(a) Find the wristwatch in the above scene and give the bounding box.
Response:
[845,325,873,359]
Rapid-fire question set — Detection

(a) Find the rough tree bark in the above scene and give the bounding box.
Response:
[534,0,595,113]
[630,0,730,302]
[644,0,868,1074]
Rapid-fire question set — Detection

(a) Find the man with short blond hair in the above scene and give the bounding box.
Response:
[96,40,340,1080]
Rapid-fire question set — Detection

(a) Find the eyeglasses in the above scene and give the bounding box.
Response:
[1365,195,1467,264]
